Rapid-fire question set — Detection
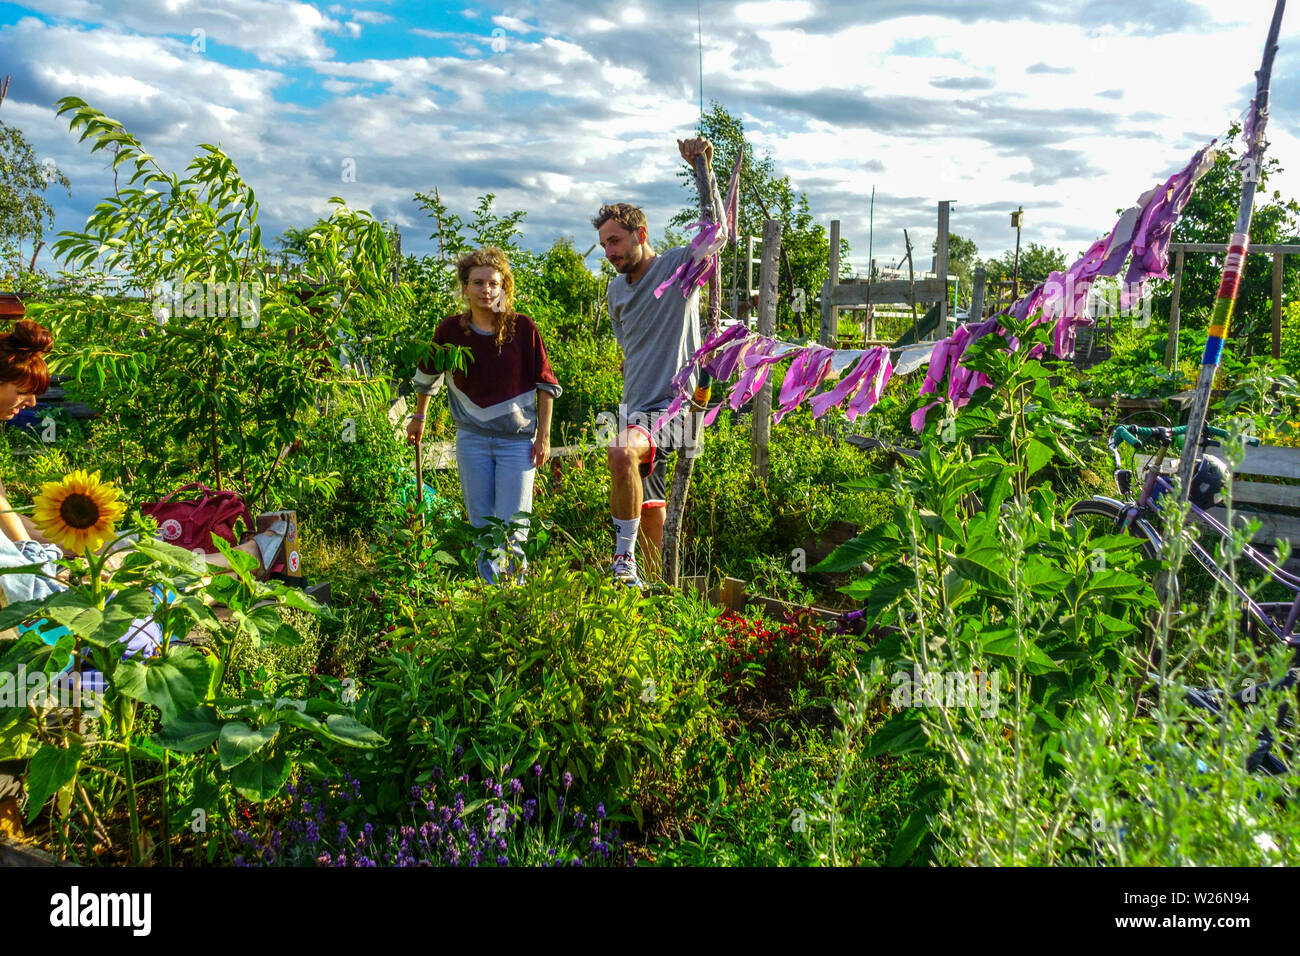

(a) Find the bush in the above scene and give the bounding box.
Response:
[344,566,721,825]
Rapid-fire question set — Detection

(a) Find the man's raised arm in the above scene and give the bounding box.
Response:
[677,137,724,232]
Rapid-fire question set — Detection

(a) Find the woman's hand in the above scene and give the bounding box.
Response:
[532,435,550,469]
[406,417,425,446]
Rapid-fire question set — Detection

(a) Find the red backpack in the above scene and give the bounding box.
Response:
[141,483,255,552]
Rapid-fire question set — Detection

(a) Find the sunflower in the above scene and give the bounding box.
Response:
[32,469,127,555]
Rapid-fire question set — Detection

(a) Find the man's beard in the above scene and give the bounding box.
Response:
[613,247,642,275]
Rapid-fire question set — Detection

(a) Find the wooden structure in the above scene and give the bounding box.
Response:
[1164,241,1295,367]
[819,202,953,348]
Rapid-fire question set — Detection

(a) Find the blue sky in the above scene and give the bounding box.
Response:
[2,0,1299,277]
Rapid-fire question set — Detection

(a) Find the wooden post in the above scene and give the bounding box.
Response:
[719,577,747,613]
[1165,248,1185,369]
[730,228,740,323]
[819,220,840,346]
[970,267,986,321]
[661,152,723,587]
[904,229,918,343]
[1272,251,1283,360]
[752,219,782,481]
[936,201,950,338]
[745,235,755,319]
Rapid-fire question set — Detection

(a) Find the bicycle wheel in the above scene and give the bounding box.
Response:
[1067,497,1179,669]
[1067,498,1174,594]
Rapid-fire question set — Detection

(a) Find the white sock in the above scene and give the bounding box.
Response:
[612,515,640,559]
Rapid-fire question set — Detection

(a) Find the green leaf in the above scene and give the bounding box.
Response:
[812,525,897,572]
[218,721,280,769]
[41,587,157,648]
[865,710,928,758]
[318,714,387,748]
[950,547,1010,592]
[152,706,222,754]
[1025,438,1054,476]
[889,807,933,866]
[135,537,210,572]
[980,628,1059,672]
[114,645,216,721]
[25,742,83,823]
[276,708,323,733]
[229,749,291,802]
[0,597,52,631]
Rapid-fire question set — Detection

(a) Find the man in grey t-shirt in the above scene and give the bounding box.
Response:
[595,136,720,586]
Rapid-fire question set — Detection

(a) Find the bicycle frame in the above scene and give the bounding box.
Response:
[1119,449,1300,648]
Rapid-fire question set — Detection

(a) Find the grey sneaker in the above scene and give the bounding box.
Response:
[611,553,642,587]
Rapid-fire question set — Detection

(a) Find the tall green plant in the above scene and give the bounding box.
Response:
[36,97,410,503]
[815,315,1158,862]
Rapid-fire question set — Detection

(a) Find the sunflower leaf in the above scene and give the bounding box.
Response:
[42,587,156,648]
[114,645,217,721]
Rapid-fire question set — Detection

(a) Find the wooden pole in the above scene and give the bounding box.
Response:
[936,201,951,338]
[904,229,918,342]
[1165,248,1185,369]
[1272,251,1284,359]
[745,235,755,319]
[412,438,424,529]
[971,267,986,320]
[752,219,782,481]
[661,151,724,587]
[819,220,840,346]
[730,228,740,322]
[1179,0,1285,502]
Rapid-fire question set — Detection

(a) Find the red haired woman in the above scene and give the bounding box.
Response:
[0,319,57,548]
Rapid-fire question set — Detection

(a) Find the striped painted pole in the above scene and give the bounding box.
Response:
[1177,0,1285,501]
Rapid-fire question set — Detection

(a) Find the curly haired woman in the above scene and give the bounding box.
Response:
[406,247,561,583]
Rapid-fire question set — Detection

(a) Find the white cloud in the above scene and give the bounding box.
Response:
[20,0,346,63]
[733,1,813,27]
[4,0,1298,273]
[491,14,537,33]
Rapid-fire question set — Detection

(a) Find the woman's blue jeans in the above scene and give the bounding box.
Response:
[454,429,535,584]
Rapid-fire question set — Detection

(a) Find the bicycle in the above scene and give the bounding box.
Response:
[1068,421,1299,774]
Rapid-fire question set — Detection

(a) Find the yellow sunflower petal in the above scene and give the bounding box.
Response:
[31,469,126,556]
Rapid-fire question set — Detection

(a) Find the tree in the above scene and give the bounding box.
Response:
[0,84,70,277]
[537,237,603,325]
[672,102,843,336]
[46,97,406,500]
[1152,125,1300,355]
[981,242,1067,286]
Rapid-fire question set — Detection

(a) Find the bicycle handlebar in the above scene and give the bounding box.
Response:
[1109,423,1261,454]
